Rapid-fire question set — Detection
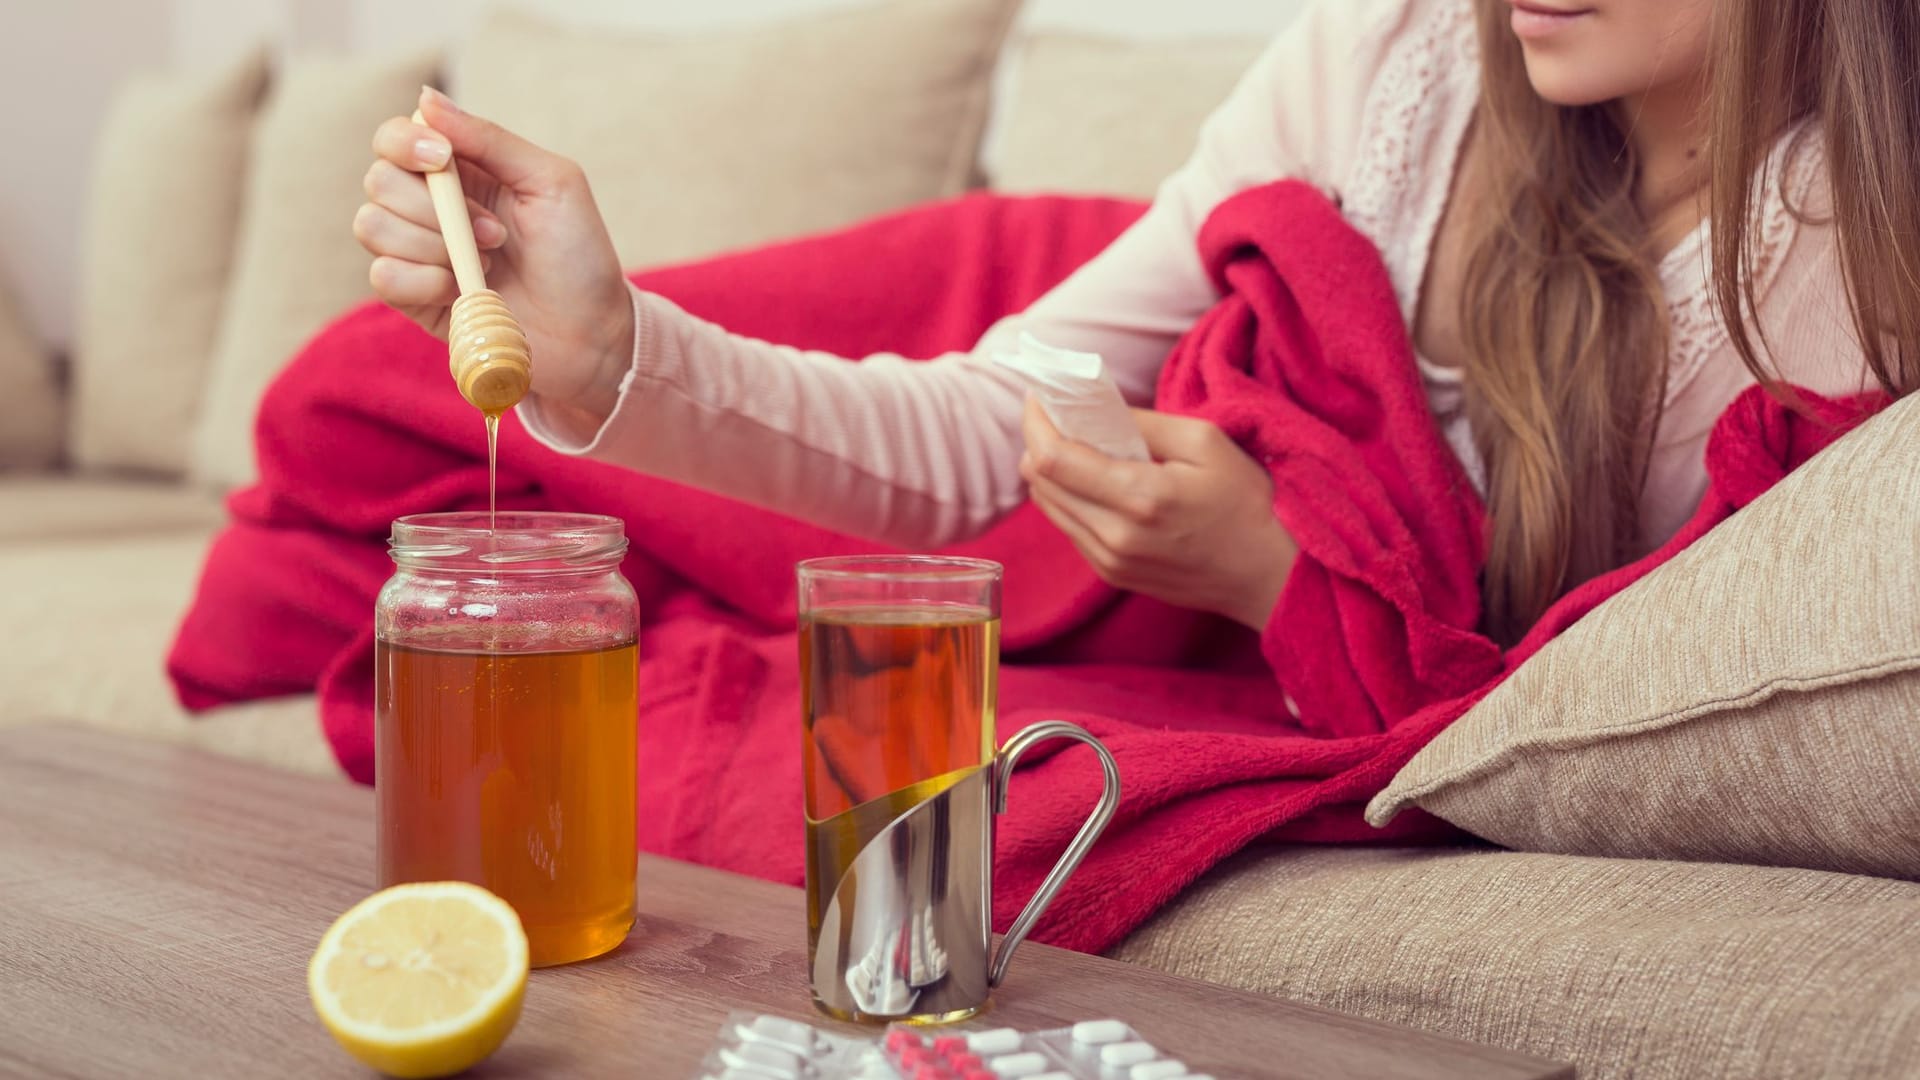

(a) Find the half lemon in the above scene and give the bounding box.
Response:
[308,882,529,1078]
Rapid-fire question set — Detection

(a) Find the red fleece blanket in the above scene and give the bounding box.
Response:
[169,182,1875,954]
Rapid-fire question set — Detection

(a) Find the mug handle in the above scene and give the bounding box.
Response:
[987,720,1122,987]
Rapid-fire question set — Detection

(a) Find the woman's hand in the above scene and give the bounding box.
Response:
[1020,399,1297,630]
[356,87,634,420]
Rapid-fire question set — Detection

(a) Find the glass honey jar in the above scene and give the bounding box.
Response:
[375,511,639,966]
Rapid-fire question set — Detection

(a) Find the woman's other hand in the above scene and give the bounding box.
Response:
[1020,399,1296,630]
[356,87,634,420]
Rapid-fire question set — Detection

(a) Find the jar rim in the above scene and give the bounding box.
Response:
[389,512,627,570]
[796,554,1002,584]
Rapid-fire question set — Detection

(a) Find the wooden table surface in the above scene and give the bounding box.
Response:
[0,725,1571,1079]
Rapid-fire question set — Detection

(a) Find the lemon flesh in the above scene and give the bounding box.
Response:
[308,882,530,1078]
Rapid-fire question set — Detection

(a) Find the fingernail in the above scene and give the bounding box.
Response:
[415,138,450,167]
[422,85,461,115]
[474,216,506,246]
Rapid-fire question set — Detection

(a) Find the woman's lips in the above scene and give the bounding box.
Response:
[1509,1,1595,39]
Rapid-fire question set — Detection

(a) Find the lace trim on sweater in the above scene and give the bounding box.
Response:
[1340,0,1479,320]
[1656,126,1825,403]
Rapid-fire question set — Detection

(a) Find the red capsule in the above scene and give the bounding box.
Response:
[886,1029,925,1055]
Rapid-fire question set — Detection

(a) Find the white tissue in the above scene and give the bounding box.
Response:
[994,332,1151,462]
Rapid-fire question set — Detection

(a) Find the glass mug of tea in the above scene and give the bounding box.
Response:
[374,512,640,967]
[799,555,1120,1023]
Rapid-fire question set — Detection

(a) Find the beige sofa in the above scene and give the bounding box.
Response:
[4,4,1916,1077]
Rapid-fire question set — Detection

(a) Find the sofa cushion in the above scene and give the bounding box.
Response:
[1368,394,1920,882]
[6,699,337,779]
[990,32,1265,198]
[451,0,1019,271]
[182,695,338,777]
[69,47,266,476]
[1113,846,1920,1080]
[0,477,226,543]
[190,50,441,491]
[0,529,224,733]
[0,528,336,775]
[0,250,62,470]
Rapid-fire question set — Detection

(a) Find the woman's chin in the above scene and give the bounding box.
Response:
[1520,58,1622,108]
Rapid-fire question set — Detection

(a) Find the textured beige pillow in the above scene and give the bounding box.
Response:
[990,33,1266,198]
[189,50,440,490]
[1368,394,1920,881]
[69,48,266,476]
[0,266,62,471]
[451,0,1020,271]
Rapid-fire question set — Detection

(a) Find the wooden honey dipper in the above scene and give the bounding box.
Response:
[412,110,531,414]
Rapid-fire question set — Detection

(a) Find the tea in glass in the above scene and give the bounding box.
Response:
[799,556,1122,1022]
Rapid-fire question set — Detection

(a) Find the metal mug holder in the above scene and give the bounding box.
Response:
[811,721,1122,1022]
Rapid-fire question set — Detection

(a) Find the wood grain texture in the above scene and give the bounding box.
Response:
[0,726,1571,1079]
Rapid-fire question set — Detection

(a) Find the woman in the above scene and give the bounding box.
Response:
[355,0,1918,643]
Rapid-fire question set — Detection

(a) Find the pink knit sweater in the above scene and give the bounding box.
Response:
[521,0,1869,552]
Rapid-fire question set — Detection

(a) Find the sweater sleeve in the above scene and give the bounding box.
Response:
[518,0,1395,549]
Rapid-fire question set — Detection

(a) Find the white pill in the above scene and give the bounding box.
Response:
[748,1015,813,1041]
[1030,1074,1075,1080]
[742,1015,817,1053]
[719,1043,800,1077]
[1072,1019,1131,1046]
[1131,1062,1188,1080]
[968,1028,1024,1055]
[1100,1041,1158,1067]
[987,1051,1050,1077]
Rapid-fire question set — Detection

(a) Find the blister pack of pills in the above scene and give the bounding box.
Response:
[692,1014,1215,1080]
[694,1012,896,1080]
[878,1021,1212,1080]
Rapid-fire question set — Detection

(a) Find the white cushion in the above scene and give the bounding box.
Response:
[190,50,441,490]
[990,31,1267,198]
[68,48,266,476]
[450,0,1020,272]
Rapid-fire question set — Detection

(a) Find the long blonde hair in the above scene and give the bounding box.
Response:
[1458,0,1920,643]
